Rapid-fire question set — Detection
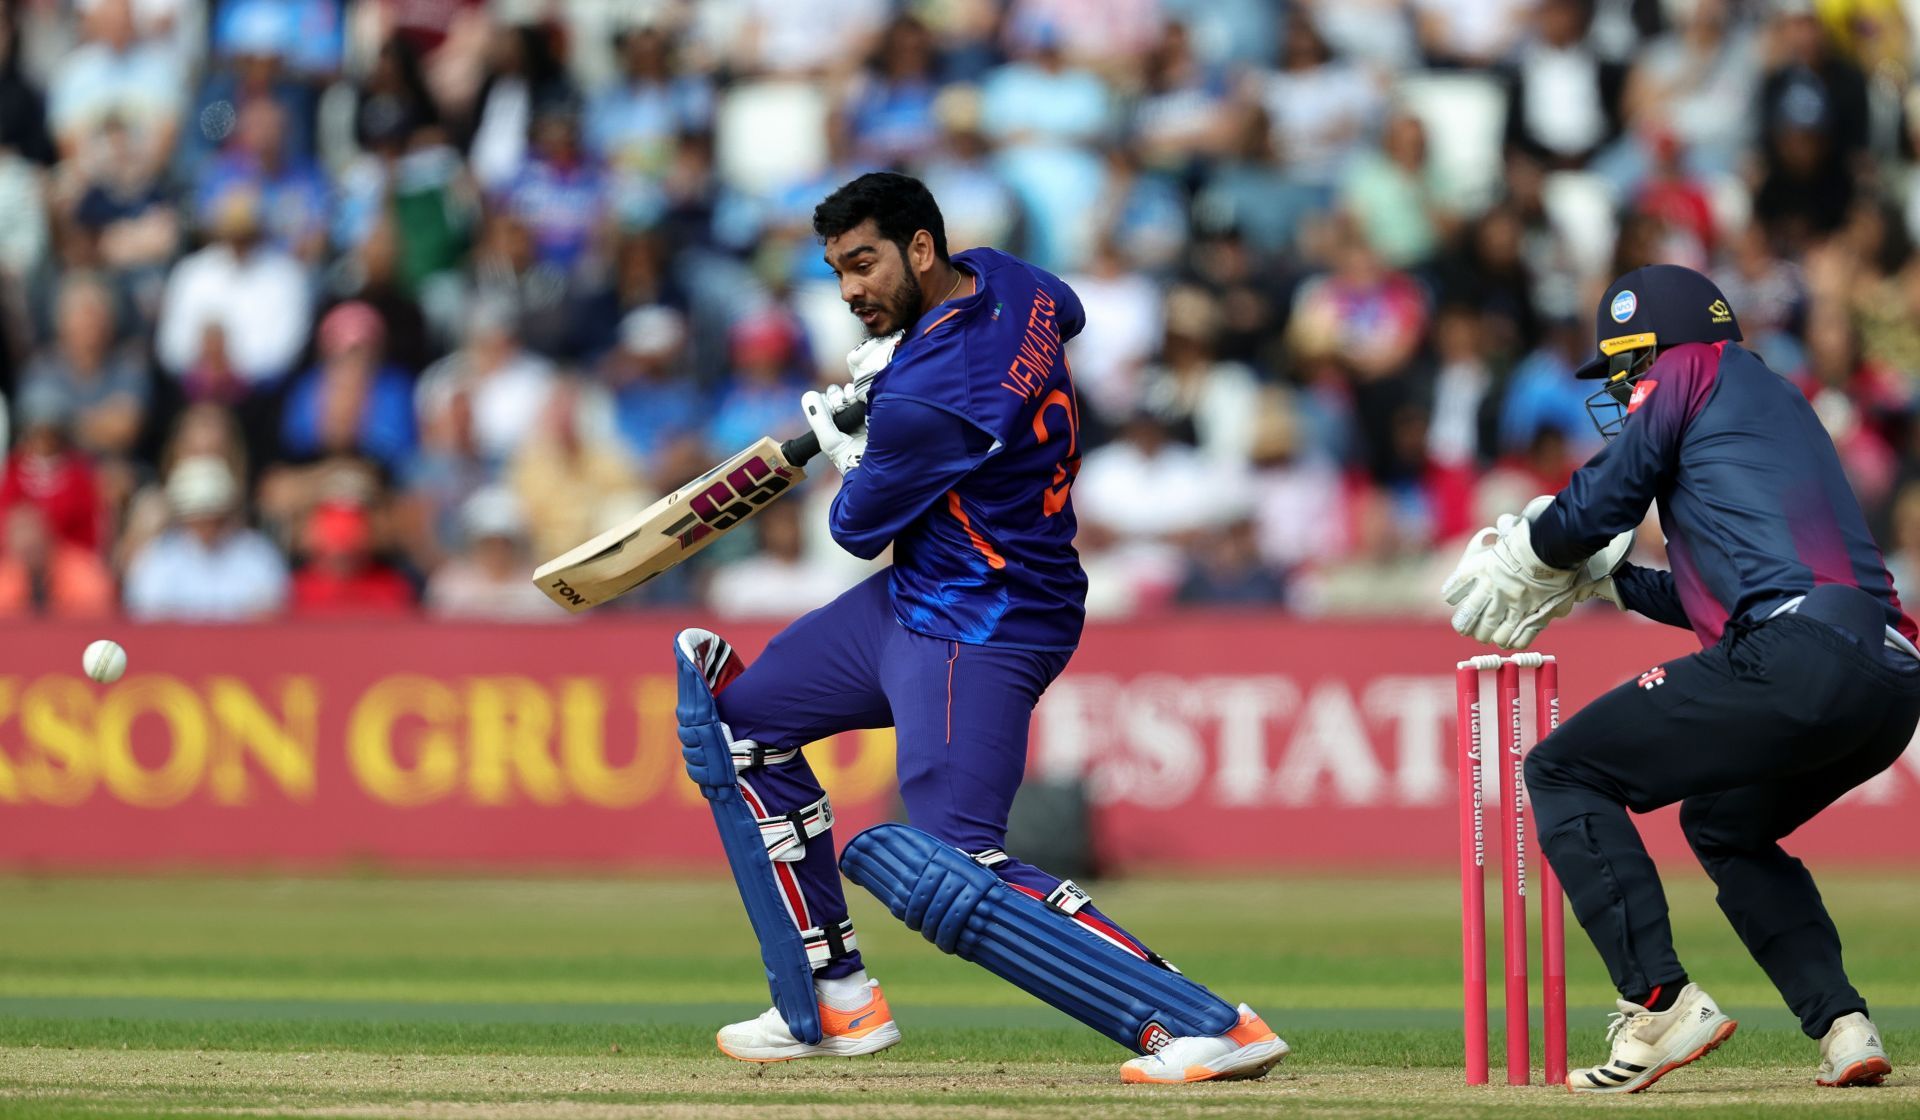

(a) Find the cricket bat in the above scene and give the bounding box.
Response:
[532,403,865,612]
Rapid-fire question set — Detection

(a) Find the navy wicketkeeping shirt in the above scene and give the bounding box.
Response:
[1531,341,1918,647]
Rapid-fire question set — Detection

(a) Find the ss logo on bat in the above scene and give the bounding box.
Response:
[670,457,794,548]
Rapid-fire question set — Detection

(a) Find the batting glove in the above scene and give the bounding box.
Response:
[801,382,868,475]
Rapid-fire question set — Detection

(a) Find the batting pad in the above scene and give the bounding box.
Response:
[841,823,1239,1053]
[675,632,824,1045]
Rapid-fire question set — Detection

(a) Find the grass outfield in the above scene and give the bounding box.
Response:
[2,869,1918,1117]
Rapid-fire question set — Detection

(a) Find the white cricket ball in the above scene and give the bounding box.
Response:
[83,639,127,684]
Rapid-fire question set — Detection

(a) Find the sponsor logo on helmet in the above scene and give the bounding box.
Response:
[1611,290,1637,323]
[1708,298,1732,324]
[1638,666,1667,690]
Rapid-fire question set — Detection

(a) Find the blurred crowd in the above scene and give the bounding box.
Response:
[7,0,1920,622]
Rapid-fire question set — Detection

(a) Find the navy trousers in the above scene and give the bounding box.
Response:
[716,570,1153,978]
[1526,585,1920,1037]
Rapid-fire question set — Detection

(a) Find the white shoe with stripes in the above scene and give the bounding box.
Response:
[1817,1011,1891,1087]
[1569,983,1737,1093]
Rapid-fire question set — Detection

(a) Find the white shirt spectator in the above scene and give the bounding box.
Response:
[416,348,559,464]
[1260,62,1383,186]
[48,33,183,159]
[155,242,312,386]
[1065,266,1162,422]
[124,527,288,620]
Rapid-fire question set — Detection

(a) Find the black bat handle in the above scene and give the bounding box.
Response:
[781,400,868,467]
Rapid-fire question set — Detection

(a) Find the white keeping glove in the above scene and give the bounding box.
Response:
[1444,514,1581,650]
[846,330,901,393]
[801,381,867,475]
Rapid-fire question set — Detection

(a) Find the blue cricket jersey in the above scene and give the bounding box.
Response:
[1531,341,1918,647]
[828,247,1088,651]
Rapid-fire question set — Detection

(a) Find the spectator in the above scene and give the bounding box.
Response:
[707,311,809,455]
[1193,104,1318,261]
[1618,0,1757,180]
[123,455,287,620]
[61,113,179,297]
[1076,409,1253,607]
[707,500,853,618]
[288,498,415,617]
[1176,518,1286,605]
[1066,241,1162,426]
[1340,110,1452,269]
[186,0,316,173]
[195,99,329,261]
[500,100,609,276]
[915,86,1021,255]
[0,382,102,554]
[415,300,557,465]
[1132,21,1234,176]
[154,186,312,397]
[424,487,553,619]
[980,26,1112,270]
[0,503,114,619]
[1256,14,1385,193]
[0,5,53,168]
[47,0,183,174]
[844,16,943,167]
[600,305,703,468]
[1504,0,1626,170]
[1138,287,1262,463]
[508,377,647,564]
[280,302,417,472]
[468,23,570,194]
[588,27,712,224]
[20,274,148,463]
[395,387,488,573]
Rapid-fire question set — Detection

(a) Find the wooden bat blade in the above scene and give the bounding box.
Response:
[532,438,807,612]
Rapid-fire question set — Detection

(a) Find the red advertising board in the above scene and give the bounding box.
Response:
[0,615,1913,870]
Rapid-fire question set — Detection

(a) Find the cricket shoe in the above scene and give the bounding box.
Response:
[1569,983,1737,1093]
[1119,1004,1289,1084]
[1817,1012,1891,1086]
[715,979,900,1062]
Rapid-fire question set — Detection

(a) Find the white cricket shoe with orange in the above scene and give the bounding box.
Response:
[1817,1012,1891,1087]
[1118,1004,1289,1084]
[715,979,901,1062]
[1569,983,1736,1093]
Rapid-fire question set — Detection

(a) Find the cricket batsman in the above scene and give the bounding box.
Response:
[674,172,1286,1083]
[1444,264,1920,1092]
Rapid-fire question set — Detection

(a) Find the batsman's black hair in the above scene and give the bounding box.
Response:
[812,172,949,264]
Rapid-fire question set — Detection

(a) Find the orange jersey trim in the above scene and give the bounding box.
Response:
[945,491,1007,570]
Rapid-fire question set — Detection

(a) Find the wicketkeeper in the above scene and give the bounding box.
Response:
[675,173,1285,1083]
[1444,264,1920,1092]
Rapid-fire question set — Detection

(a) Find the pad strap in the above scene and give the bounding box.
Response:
[803,917,858,968]
[730,738,800,771]
[759,794,834,863]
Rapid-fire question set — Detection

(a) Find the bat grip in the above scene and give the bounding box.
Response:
[781,400,867,467]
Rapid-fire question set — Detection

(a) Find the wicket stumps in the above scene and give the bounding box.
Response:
[1455,652,1568,1087]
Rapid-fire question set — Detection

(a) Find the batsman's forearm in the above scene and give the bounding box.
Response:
[780,401,868,468]
[1613,563,1693,630]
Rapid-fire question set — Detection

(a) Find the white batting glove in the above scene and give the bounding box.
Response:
[846,330,901,393]
[801,382,867,475]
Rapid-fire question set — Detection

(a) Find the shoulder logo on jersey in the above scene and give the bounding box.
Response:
[1627,379,1658,414]
[1637,666,1667,690]
[1707,298,1732,324]
[1611,289,1637,323]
